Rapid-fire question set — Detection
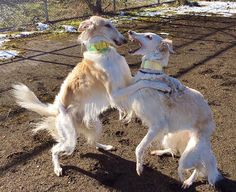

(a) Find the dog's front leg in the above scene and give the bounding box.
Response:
[112,80,171,100]
[85,117,115,151]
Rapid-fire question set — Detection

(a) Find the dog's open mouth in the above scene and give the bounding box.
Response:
[128,34,142,54]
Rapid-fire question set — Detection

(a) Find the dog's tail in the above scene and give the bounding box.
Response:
[194,137,223,186]
[12,84,66,141]
[12,84,58,116]
[200,147,223,186]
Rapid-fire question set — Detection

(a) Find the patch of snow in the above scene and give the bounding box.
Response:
[140,1,236,17]
[0,32,33,60]
[159,32,169,36]
[0,34,10,47]
[0,50,19,60]
[10,31,38,39]
[62,25,77,33]
[36,22,49,31]
[176,1,236,17]
[0,34,7,39]
[20,31,37,36]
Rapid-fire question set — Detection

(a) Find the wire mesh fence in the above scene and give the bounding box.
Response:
[0,0,169,32]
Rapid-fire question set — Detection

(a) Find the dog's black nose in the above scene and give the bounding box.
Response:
[128,30,133,35]
[123,38,127,44]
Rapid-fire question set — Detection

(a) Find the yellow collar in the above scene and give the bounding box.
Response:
[88,41,110,52]
[141,60,163,71]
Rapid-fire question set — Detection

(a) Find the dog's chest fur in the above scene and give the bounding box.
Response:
[84,48,132,92]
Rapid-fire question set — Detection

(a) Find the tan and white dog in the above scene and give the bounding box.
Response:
[12,17,162,176]
[112,31,222,187]
[12,16,134,176]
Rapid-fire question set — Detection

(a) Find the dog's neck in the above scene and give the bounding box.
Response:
[87,41,110,52]
[141,60,163,71]
[141,51,170,71]
[83,36,111,53]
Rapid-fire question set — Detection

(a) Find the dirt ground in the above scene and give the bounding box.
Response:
[0,15,236,192]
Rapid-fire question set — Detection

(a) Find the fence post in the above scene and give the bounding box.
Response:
[113,0,116,13]
[43,0,49,22]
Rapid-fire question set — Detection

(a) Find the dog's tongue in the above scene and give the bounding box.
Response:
[129,40,142,54]
[129,47,140,54]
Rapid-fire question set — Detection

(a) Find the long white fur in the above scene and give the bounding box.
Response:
[152,131,208,188]
[12,18,160,177]
[12,83,57,116]
[12,16,132,176]
[111,31,222,187]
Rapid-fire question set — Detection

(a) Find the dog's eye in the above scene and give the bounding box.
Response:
[146,35,152,40]
[105,24,112,28]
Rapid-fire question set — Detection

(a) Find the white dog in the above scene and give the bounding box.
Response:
[112,31,222,187]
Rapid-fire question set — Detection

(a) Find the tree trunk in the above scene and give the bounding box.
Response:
[82,0,103,15]
[177,0,188,6]
[94,0,102,14]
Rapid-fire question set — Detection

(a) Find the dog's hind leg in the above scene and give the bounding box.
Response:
[135,123,164,175]
[178,132,200,184]
[51,110,77,176]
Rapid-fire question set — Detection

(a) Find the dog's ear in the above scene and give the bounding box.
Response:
[159,39,175,54]
[78,19,93,32]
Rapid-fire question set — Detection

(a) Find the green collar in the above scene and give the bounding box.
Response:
[87,41,110,53]
[141,60,163,71]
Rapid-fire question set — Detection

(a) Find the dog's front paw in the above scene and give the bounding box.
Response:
[150,150,174,159]
[150,150,163,156]
[136,163,143,176]
[104,145,114,151]
[54,166,63,176]
[96,143,115,151]
[182,179,193,189]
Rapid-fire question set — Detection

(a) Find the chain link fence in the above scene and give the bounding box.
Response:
[0,0,170,32]
[0,0,87,31]
[1,0,235,32]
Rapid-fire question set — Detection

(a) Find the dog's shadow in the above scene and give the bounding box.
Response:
[215,176,236,192]
[63,149,199,192]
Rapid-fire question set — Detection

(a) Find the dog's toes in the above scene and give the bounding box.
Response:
[96,143,115,151]
[54,166,63,176]
[150,150,163,156]
[104,145,115,151]
[136,163,143,176]
[182,180,193,189]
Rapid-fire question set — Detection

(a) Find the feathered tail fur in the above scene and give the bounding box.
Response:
[12,84,60,140]
[12,84,58,116]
